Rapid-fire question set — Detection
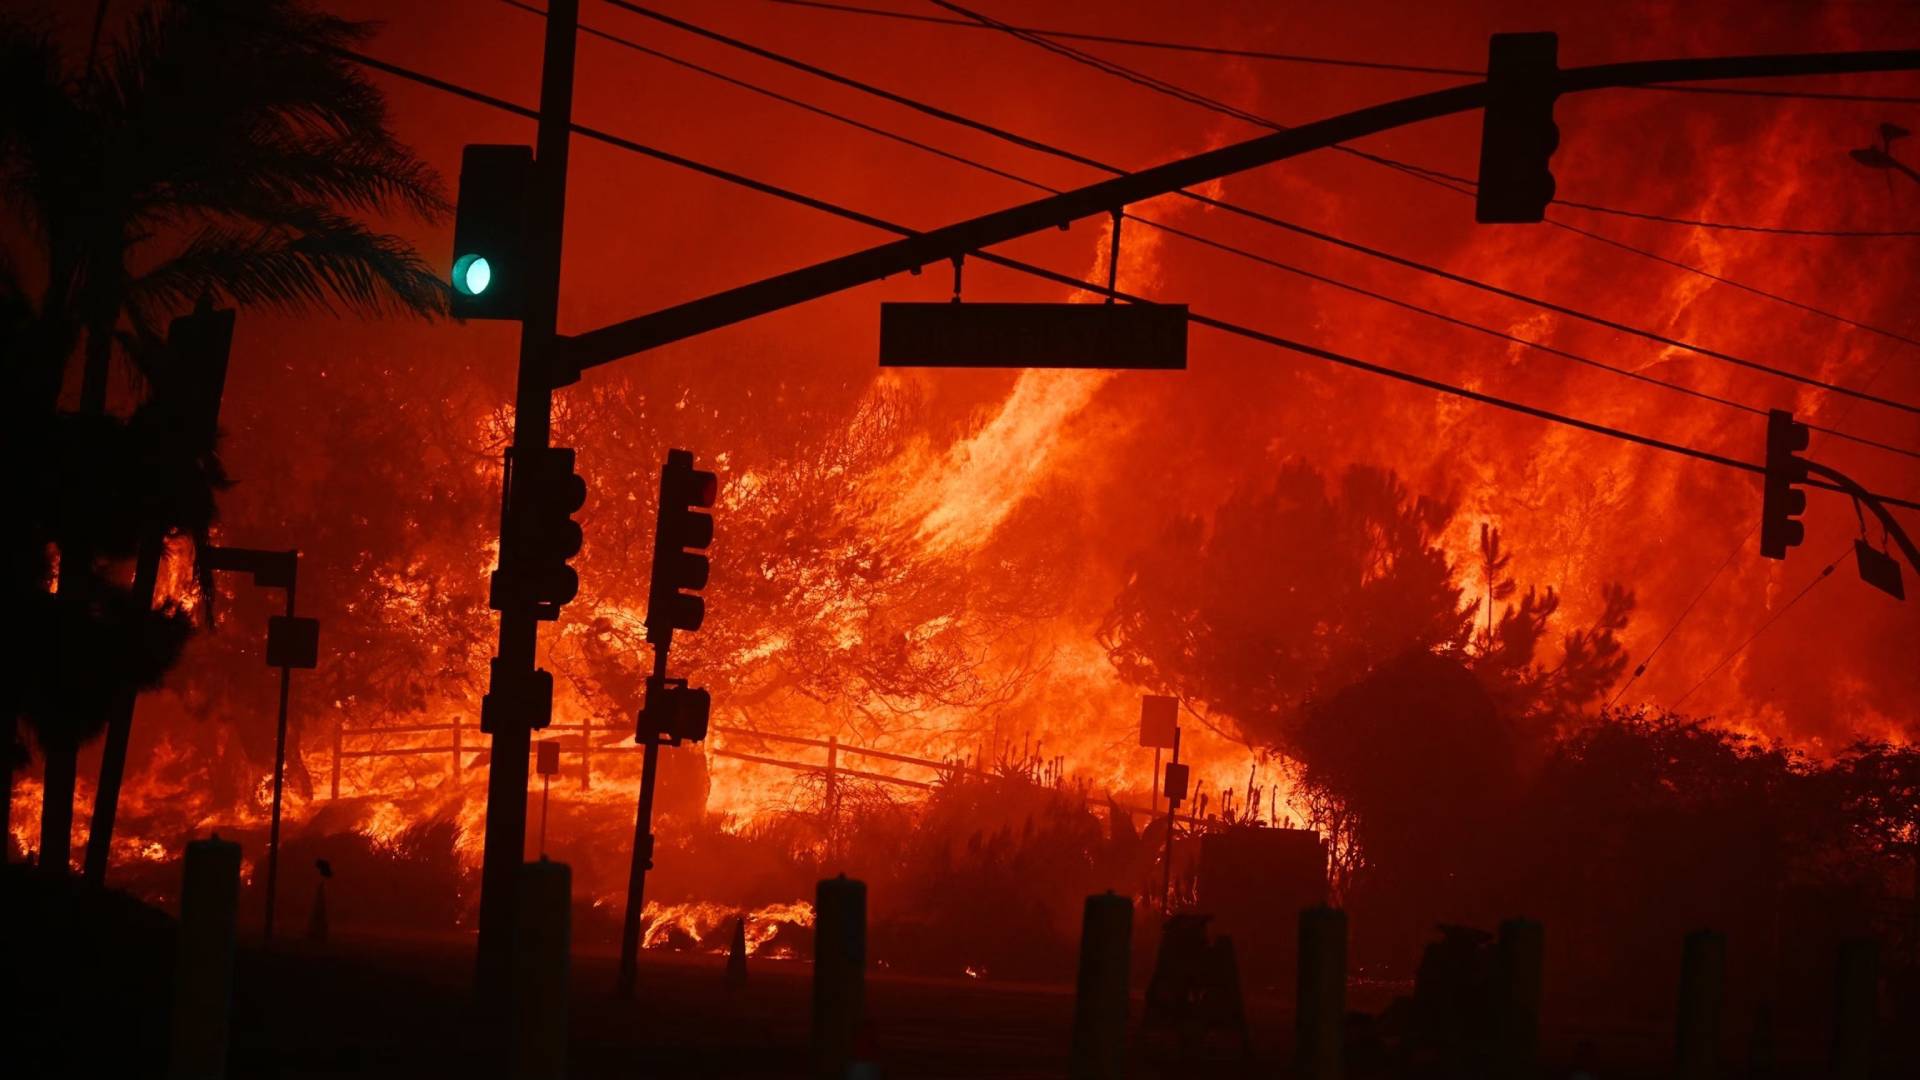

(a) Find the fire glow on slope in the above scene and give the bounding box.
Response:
[10,0,1915,935]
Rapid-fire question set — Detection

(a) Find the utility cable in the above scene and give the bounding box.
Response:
[929,0,1920,236]
[1669,543,1848,709]
[330,39,1920,512]
[756,0,1920,104]
[604,0,1920,413]
[506,0,1920,461]
[924,0,1920,407]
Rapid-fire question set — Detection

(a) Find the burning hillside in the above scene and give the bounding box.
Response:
[6,1,1916,987]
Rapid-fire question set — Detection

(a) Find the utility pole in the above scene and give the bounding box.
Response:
[473,0,576,1005]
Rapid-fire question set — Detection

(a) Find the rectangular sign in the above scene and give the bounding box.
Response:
[265,615,320,670]
[536,740,562,777]
[1855,539,1904,599]
[879,302,1187,369]
[1163,762,1191,803]
[201,545,295,588]
[1140,695,1179,748]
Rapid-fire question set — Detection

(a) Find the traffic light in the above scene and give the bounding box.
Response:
[500,446,588,619]
[481,659,555,734]
[1760,409,1810,559]
[645,449,718,647]
[640,676,710,746]
[450,145,532,320]
[1475,32,1560,223]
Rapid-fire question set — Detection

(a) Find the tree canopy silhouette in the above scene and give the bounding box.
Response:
[2,0,448,871]
[1098,462,1472,752]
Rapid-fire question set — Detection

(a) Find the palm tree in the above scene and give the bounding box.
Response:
[2,0,449,874]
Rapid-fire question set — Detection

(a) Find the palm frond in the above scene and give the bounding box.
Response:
[106,0,442,222]
[155,127,448,223]
[130,209,449,321]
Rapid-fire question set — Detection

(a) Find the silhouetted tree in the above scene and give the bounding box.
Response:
[1098,461,1636,937]
[1098,462,1473,751]
[2,0,447,870]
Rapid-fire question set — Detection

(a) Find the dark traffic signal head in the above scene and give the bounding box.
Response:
[481,659,555,733]
[497,446,588,619]
[1759,409,1810,559]
[1475,33,1560,224]
[641,678,710,746]
[646,449,718,647]
[450,145,532,320]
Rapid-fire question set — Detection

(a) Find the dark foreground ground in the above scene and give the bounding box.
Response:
[6,867,1914,1078]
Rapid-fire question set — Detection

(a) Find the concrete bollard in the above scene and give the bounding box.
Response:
[1070,891,1133,1080]
[1492,917,1543,1080]
[726,914,749,993]
[512,859,571,1080]
[812,875,868,1080]
[1831,937,1878,1079]
[1295,905,1346,1080]
[1675,929,1725,1080]
[1747,1001,1777,1079]
[307,880,328,944]
[169,835,242,1080]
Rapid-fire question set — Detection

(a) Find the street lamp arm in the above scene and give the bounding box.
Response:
[561,48,1919,374]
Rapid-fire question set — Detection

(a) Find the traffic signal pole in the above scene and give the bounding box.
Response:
[617,653,668,997]
[618,450,718,995]
[474,0,576,1005]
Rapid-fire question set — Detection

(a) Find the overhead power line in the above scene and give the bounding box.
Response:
[711,8,1920,354]
[907,2,1920,710]
[761,0,1481,76]
[331,38,1920,512]
[1550,198,1920,238]
[914,0,1920,342]
[754,0,1920,105]
[1551,218,1920,349]
[601,0,1920,415]
[929,0,1920,238]
[505,0,1920,462]
[1669,543,1848,708]
[1604,530,1752,708]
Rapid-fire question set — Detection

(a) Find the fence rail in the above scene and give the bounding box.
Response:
[323,715,1197,824]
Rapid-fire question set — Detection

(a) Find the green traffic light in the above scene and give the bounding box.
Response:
[453,253,491,297]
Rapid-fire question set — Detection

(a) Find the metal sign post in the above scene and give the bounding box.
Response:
[536,740,561,857]
[1162,725,1187,914]
[201,545,318,942]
